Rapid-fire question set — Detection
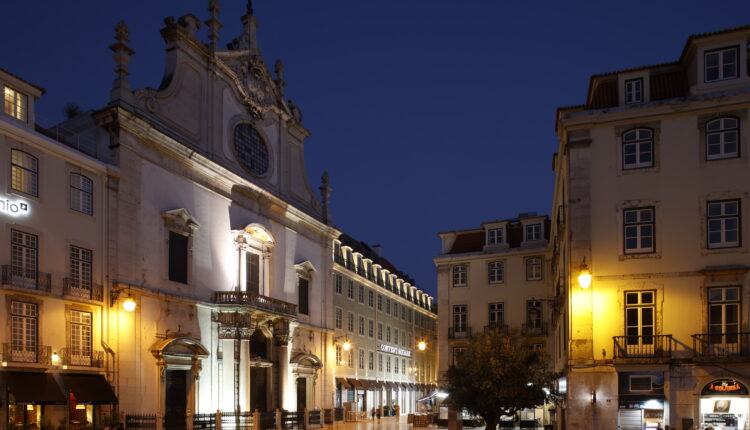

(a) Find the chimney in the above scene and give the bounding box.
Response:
[372,245,382,257]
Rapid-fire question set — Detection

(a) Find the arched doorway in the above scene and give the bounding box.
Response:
[249,330,272,412]
[151,337,209,430]
[290,354,321,412]
[699,378,750,429]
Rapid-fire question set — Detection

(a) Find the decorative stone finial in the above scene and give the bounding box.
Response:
[274,59,286,95]
[247,0,254,16]
[206,0,222,51]
[109,21,135,105]
[319,172,332,224]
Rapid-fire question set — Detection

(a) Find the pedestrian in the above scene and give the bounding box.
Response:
[376,408,381,422]
[371,407,376,421]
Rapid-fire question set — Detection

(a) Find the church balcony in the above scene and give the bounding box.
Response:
[213,291,297,317]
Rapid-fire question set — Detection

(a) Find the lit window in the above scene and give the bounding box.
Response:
[4,86,27,121]
[11,229,38,288]
[487,228,503,245]
[706,117,739,160]
[11,149,38,196]
[622,128,653,170]
[488,261,504,284]
[525,257,543,281]
[705,46,739,83]
[707,200,740,248]
[525,223,542,241]
[233,124,269,176]
[70,173,93,215]
[624,208,654,254]
[335,345,342,366]
[10,301,37,362]
[625,78,643,104]
[488,302,504,328]
[70,246,93,292]
[70,310,92,365]
[452,265,467,287]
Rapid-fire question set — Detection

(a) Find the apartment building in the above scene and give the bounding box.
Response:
[551,25,750,430]
[0,69,115,428]
[434,213,552,421]
[332,235,438,416]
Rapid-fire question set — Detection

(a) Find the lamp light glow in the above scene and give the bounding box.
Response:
[122,296,137,312]
[578,257,592,288]
[342,341,351,351]
[51,351,60,365]
[417,341,427,351]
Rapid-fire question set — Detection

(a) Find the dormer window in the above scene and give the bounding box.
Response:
[4,86,27,122]
[624,78,643,104]
[487,228,504,245]
[705,46,739,83]
[525,223,542,242]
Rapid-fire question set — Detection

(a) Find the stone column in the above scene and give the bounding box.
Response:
[274,319,292,410]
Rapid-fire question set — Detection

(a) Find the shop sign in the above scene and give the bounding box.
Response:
[0,195,30,217]
[701,379,749,396]
[379,344,411,357]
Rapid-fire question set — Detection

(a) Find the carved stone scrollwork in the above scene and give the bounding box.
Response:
[273,319,291,346]
[218,311,257,339]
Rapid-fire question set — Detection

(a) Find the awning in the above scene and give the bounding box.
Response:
[370,380,383,389]
[335,377,352,389]
[61,374,118,404]
[348,378,367,389]
[5,372,66,404]
[417,389,440,403]
[382,381,393,389]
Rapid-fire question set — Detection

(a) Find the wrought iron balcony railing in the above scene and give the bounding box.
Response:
[2,265,51,293]
[213,291,297,316]
[613,334,672,359]
[522,322,549,337]
[63,278,103,302]
[60,348,105,367]
[484,323,509,333]
[448,326,472,339]
[2,343,51,365]
[693,332,750,358]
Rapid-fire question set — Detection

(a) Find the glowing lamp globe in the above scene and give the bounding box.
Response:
[417,341,427,351]
[122,297,137,312]
[342,341,351,351]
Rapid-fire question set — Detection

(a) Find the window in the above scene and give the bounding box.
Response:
[368,290,374,307]
[358,284,365,303]
[402,306,406,321]
[168,231,189,283]
[402,358,406,375]
[452,347,466,366]
[525,257,543,281]
[386,299,391,315]
[358,349,365,369]
[358,316,365,336]
[377,294,383,311]
[334,274,342,294]
[368,351,374,370]
[706,117,739,160]
[347,350,353,368]
[69,173,94,215]
[11,301,37,362]
[298,277,309,315]
[452,305,467,333]
[452,265,467,287]
[489,302,504,328]
[11,149,38,196]
[525,223,542,241]
[624,207,655,254]
[335,345,342,366]
[622,128,653,170]
[408,309,413,323]
[394,357,399,374]
[708,287,740,347]
[234,124,269,176]
[347,280,354,299]
[393,302,398,318]
[630,376,653,392]
[368,319,374,338]
[11,229,38,287]
[246,252,260,294]
[625,78,643,104]
[705,46,739,83]
[335,308,342,329]
[378,323,383,340]
[70,310,92,365]
[347,312,354,332]
[487,228,503,245]
[69,246,92,292]
[386,326,391,343]
[625,291,655,348]
[386,356,391,373]
[4,86,27,121]
[378,353,383,371]
[488,261,504,284]
[707,200,740,248]
[394,329,399,345]
[526,300,542,329]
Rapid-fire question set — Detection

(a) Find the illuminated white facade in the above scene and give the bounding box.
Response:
[551,26,750,430]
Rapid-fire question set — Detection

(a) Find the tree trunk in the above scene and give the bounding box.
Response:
[484,415,497,430]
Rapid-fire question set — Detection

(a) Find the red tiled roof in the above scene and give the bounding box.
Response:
[650,69,688,101]
[448,231,484,254]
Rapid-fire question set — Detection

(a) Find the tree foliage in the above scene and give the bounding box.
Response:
[444,329,558,430]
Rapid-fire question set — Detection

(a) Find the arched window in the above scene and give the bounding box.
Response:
[622,128,653,170]
[233,124,269,176]
[234,223,274,296]
[706,117,739,160]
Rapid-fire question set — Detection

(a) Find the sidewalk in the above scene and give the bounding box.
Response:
[325,415,410,430]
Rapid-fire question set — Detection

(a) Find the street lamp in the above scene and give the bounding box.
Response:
[577,257,592,289]
[122,296,137,312]
[417,340,427,351]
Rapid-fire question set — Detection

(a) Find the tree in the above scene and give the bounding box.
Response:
[444,328,559,430]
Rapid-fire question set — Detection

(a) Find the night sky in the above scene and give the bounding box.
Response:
[3,1,748,296]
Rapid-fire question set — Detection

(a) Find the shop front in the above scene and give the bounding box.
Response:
[4,372,67,429]
[700,378,750,430]
[617,371,666,430]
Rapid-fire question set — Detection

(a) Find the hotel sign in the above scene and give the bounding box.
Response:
[0,195,29,217]
[379,344,411,357]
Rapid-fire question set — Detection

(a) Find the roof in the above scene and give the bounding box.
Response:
[338,233,416,285]
[0,68,46,94]
[444,216,550,254]
[679,24,750,62]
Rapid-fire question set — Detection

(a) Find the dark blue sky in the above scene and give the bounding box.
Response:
[3,1,747,296]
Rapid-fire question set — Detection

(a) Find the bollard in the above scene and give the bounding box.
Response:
[275,408,282,430]
[304,408,309,430]
[254,409,261,430]
[216,410,222,430]
[156,412,164,430]
[186,411,194,430]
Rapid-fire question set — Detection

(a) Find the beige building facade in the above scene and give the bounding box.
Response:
[551,26,750,430]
